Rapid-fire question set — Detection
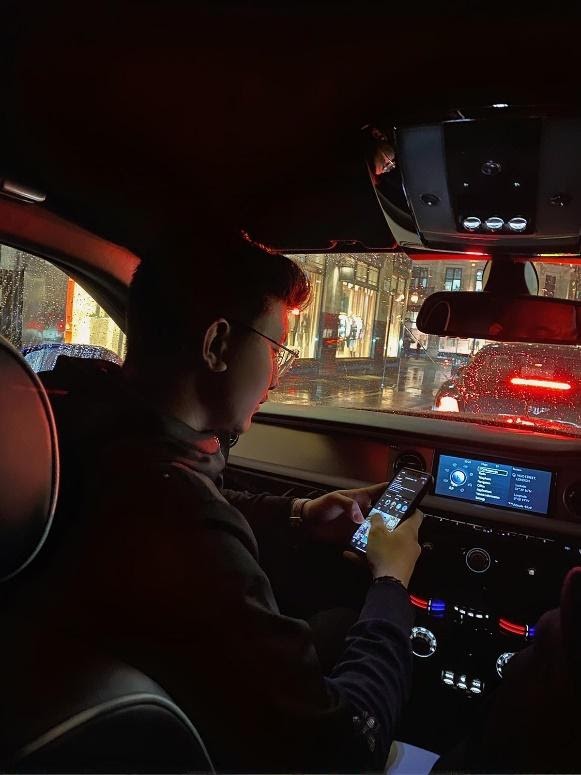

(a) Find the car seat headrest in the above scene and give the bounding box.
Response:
[0,335,59,581]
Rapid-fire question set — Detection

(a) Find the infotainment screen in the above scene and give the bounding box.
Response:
[434,454,553,515]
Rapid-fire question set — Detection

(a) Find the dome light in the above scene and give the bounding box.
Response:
[508,216,527,232]
[485,216,504,231]
[463,216,481,231]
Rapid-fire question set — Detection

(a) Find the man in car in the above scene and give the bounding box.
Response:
[40,231,422,773]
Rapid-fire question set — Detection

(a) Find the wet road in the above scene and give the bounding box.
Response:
[269,357,453,413]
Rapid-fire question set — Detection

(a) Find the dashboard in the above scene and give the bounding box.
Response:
[229,403,581,752]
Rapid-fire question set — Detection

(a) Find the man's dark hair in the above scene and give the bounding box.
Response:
[125,232,310,370]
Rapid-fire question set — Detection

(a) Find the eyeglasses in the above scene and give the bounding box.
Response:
[378,153,396,174]
[382,157,396,173]
[232,321,299,377]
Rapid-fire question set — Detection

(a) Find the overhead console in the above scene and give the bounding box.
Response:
[368,107,581,255]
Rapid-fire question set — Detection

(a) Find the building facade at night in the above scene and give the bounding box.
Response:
[288,253,580,372]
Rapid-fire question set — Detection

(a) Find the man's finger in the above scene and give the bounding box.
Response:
[350,501,365,524]
[341,483,385,509]
[331,493,365,524]
[369,513,386,529]
[399,510,424,536]
[349,482,387,509]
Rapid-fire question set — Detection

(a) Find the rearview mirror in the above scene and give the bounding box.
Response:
[416,292,581,345]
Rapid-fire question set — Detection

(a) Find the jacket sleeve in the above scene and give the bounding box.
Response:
[76,462,414,773]
[222,487,297,549]
[222,487,293,526]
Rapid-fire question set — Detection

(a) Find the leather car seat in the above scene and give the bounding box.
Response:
[0,334,214,773]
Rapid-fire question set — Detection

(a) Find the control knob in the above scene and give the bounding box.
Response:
[496,651,515,678]
[465,547,492,573]
[411,626,437,658]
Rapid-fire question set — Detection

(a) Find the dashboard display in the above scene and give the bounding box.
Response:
[435,454,553,515]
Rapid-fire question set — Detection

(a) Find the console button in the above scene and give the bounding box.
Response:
[496,651,515,678]
[411,627,437,658]
[465,547,492,573]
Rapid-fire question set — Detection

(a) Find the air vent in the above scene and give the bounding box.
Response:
[564,481,581,517]
[393,451,426,474]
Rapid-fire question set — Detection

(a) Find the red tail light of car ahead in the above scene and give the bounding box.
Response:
[509,377,572,391]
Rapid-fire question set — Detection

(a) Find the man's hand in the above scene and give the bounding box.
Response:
[365,511,423,587]
[301,483,388,545]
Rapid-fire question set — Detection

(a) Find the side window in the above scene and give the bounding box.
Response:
[0,245,126,369]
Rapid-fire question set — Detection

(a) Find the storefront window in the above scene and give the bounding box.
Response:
[70,283,127,356]
[337,284,377,358]
[287,253,399,364]
[287,257,323,359]
[382,259,411,358]
[384,293,407,358]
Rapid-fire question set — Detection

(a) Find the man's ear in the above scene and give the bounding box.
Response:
[202,318,230,373]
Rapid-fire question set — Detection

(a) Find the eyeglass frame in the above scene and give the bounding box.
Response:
[230,320,299,377]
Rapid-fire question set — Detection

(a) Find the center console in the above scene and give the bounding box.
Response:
[406,450,572,702]
[400,506,580,750]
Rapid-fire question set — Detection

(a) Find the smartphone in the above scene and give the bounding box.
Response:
[350,467,433,554]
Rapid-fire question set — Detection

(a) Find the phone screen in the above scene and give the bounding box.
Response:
[351,468,432,553]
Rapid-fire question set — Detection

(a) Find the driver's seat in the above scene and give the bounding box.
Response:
[0,334,214,773]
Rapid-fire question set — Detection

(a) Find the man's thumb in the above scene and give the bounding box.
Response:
[343,550,365,565]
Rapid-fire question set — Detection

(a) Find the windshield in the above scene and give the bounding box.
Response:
[268,252,581,437]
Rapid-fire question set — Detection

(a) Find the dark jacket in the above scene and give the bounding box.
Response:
[38,357,414,773]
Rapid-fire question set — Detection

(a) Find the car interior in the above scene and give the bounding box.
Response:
[2,3,581,772]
